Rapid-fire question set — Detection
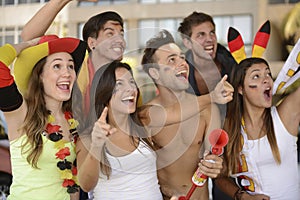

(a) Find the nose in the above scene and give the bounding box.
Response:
[114,34,126,45]
[263,75,271,84]
[62,66,71,77]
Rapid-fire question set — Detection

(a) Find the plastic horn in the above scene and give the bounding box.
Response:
[178,129,229,200]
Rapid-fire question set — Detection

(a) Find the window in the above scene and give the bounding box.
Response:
[78,0,128,6]
[214,15,252,55]
[269,0,300,3]
[0,26,22,46]
[138,18,181,49]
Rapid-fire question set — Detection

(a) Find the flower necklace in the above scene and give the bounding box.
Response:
[44,111,80,194]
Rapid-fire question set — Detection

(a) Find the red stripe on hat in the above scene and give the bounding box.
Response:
[228,35,244,53]
[252,32,270,48]
[0,62,14,87]
[48,38,80,54]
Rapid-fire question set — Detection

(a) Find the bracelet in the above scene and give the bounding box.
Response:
[234,188,247,200]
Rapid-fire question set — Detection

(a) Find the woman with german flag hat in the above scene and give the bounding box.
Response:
[0,35,86,199]
[215,21,300,199]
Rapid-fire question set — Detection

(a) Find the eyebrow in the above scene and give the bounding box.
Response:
[250,67,270,73]
[103,27,124,33]
[50,57,74,63]
[167,52,184,59]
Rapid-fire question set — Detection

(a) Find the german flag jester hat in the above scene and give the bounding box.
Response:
[227,20,271,63]
[14,35,87,94]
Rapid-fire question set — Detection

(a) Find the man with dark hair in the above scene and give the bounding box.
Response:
[178,11,236,200]
[21,1,126,111]
[178,11,236,96]
[140,30,232,200]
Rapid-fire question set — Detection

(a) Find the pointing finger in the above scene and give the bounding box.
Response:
[98,107,108,123]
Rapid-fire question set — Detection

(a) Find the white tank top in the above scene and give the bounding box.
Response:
[231,107,300,199]
[92,141,163,200]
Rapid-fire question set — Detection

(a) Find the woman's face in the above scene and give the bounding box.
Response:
[41,52,76,103]
[239,62,273,108]
[109,67,138,115]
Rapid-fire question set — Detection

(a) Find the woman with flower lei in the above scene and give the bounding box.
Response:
[0,35,86,200]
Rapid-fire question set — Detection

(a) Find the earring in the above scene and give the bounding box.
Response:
[92,47,95,50]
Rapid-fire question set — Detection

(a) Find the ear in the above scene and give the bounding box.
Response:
[87,37,96,50]
[149,68,160,80]
[238,86,243,95]
[182,37,192,50]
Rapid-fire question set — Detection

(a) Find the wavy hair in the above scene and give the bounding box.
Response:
[21,57,72,168]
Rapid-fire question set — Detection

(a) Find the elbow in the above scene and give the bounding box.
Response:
[80,185,94,193]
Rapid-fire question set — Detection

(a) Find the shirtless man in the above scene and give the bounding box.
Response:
[140,30,225,199]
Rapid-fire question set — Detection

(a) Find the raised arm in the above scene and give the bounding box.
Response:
[139,75,234,127]
[0,39,40,141]
[277,83,300,136]
[77,107,117,192]
[21,0,72,41]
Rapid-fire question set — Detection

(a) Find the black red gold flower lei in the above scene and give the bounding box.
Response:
[45,111,80,194]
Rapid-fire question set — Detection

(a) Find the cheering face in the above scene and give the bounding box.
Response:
[154,43,189,92]
[93,20,126,63]
[109,67,138,115]
[239,63,273,108]
[41,52,76,103]
[190,21,217,59]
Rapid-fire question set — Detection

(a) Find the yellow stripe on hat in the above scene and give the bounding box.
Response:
[14,42,49,94]
[231,47,246,64]
[252,45,265,58]
[0,44,17,67]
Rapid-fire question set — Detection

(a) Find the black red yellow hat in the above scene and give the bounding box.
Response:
[227,20,271,63]
[14,35,87,94]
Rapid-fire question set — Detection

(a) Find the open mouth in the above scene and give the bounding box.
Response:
[175,70,188,80]
[121,95,135,104]
[112,46,124,53]
[263,87,272,100]
[57,82,70,90]
[204,45,214,55]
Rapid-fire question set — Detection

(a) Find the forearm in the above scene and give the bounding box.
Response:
[21,0,72,41]
[214,177,239,198]
[77,145,102,192]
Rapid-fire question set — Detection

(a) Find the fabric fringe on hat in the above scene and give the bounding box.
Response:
[227,20,270,64]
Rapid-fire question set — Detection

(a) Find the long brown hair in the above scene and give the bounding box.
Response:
[224,57,281,175]
[91,61,154,178]
[21,57,72,168]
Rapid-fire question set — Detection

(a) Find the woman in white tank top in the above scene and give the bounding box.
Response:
[76,61,163,200]
[215,57,300,200]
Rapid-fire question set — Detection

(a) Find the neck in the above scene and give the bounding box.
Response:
[243,105,266,139]
[156,85,187,106]
[45,99,63,118]
[90,52,112,72]
[109,111,130,132]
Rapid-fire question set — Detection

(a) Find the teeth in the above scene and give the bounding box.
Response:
[122,96,134,101]
[176,70,187,76]
[204,45,213,50]
[113,47,123,52]
[58,82,70,85]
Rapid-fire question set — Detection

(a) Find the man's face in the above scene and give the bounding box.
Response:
[153,43,189,92]
[190,21,217,60]
[93,20,126,63]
